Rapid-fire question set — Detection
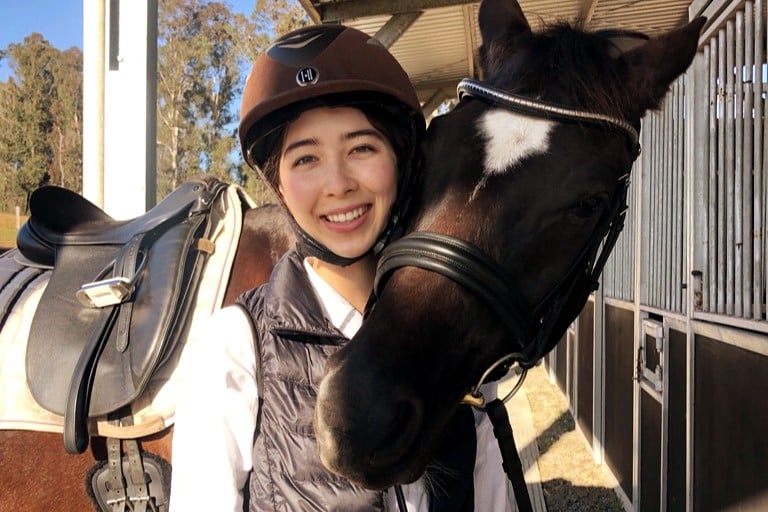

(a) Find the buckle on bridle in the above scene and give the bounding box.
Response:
[461,352,529,409]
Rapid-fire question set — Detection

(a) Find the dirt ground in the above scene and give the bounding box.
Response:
[522,364,626,512]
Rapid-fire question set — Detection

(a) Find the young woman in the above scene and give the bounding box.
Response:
[170,24,513,512]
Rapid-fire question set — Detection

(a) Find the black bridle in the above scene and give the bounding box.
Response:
[376,78,641,512]
[374,77,640,387]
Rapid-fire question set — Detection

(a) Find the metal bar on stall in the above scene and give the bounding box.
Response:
[642,121,652,306]
[665,90,674,312]
[653,113,661,308]
[676,80,685,314]
[703,44,712,313]
[671,81,679,313]
[763,0,768,321]
[623,222,629,300]
[656,108,671,309]
[735,12,745,318]
[654,104,667,308]
[621,182,639,301]
[696,47,711,314]
[708,41,719,314]
[645,117,653,306]
[743,1,754,318]
[725,20,736,316]
[717,29,727,314]
[757,0,766,320]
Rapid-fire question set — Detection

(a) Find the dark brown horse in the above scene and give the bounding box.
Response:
[314,0,704,490]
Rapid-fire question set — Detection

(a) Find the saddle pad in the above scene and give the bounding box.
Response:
[0,184,244,437]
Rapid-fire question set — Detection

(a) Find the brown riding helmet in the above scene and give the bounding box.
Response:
[238,24,425,171]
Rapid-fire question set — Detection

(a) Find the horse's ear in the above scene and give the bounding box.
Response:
[622,17,707,117]
[477,0,531,77]
[602,31,649,59]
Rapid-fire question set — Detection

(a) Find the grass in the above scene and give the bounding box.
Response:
[0,211,26,249]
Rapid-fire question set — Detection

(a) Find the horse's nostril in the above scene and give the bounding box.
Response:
[368,398,423,469]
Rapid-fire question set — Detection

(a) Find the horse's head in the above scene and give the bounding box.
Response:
[315,0,705,489]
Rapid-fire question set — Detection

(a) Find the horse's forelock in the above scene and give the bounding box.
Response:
[485,22,638,122]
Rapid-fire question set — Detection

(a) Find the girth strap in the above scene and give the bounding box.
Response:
[124,439,152,512]
[97,438,161,512]
[107,437,128,512]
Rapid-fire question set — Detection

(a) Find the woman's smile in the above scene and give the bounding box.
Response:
[323,204,371,227]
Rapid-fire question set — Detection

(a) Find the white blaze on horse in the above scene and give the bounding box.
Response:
[0,0,704,510]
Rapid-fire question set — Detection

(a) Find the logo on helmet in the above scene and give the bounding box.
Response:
[296,67,319,87]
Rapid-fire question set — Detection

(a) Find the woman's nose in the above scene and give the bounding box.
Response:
[324,159,357,196]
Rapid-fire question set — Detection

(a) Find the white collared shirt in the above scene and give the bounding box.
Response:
[170,259,512,511]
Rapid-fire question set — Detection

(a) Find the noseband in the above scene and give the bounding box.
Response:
[374,78,639,406]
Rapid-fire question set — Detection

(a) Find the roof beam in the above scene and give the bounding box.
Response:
[314,0,479,23]
[374,12,423,48]
[578,0,600,24]
[296,0,321,24]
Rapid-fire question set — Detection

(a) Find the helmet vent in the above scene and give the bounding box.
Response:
[266,25,344,67]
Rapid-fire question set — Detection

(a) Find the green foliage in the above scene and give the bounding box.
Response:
[155,0,309,199]
[0,1,309,208]
[0,34,83,209]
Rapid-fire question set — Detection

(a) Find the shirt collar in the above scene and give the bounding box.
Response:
[303,258,363,339]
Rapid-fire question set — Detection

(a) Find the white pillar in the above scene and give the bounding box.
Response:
[82,0,106,207]
[101,0,158,218]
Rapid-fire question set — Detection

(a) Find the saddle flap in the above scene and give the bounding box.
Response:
[25,178,229,421]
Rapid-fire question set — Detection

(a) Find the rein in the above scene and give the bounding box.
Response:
[376,78,639,512]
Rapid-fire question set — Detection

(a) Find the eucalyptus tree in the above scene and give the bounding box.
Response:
[0,34,82,209]
[156,0,308,201]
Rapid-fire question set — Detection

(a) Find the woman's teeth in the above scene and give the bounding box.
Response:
[326,206,367,223]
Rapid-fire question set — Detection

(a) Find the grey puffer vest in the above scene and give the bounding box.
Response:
[237,250,476,511]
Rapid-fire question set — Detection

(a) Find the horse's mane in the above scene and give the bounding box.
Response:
[481,21,647,121]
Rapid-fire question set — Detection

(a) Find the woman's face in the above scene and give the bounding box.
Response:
[278,107,398,260]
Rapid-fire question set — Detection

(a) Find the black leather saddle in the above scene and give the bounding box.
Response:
[17,177,229,453]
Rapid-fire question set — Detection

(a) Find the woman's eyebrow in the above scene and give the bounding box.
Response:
[283,137,318,155]
[344,129,383,141]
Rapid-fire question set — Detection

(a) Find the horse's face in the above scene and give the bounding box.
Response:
[315,0,705,489]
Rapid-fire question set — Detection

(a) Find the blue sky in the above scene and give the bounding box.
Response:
[1,1,83,80]
[0,0,259,81]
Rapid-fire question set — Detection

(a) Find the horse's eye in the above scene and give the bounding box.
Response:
[571,197,604,219]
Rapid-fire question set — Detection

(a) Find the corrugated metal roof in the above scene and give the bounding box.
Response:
[300,0,695,112]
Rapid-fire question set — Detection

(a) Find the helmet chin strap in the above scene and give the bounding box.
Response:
[293,220,368,267]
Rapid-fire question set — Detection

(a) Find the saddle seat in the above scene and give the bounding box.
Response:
[17,181,217,268]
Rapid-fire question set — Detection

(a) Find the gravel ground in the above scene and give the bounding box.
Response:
[522,364,626,512]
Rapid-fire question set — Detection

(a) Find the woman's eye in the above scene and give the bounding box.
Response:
[352,144,375,154]
[293,155,316,167]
